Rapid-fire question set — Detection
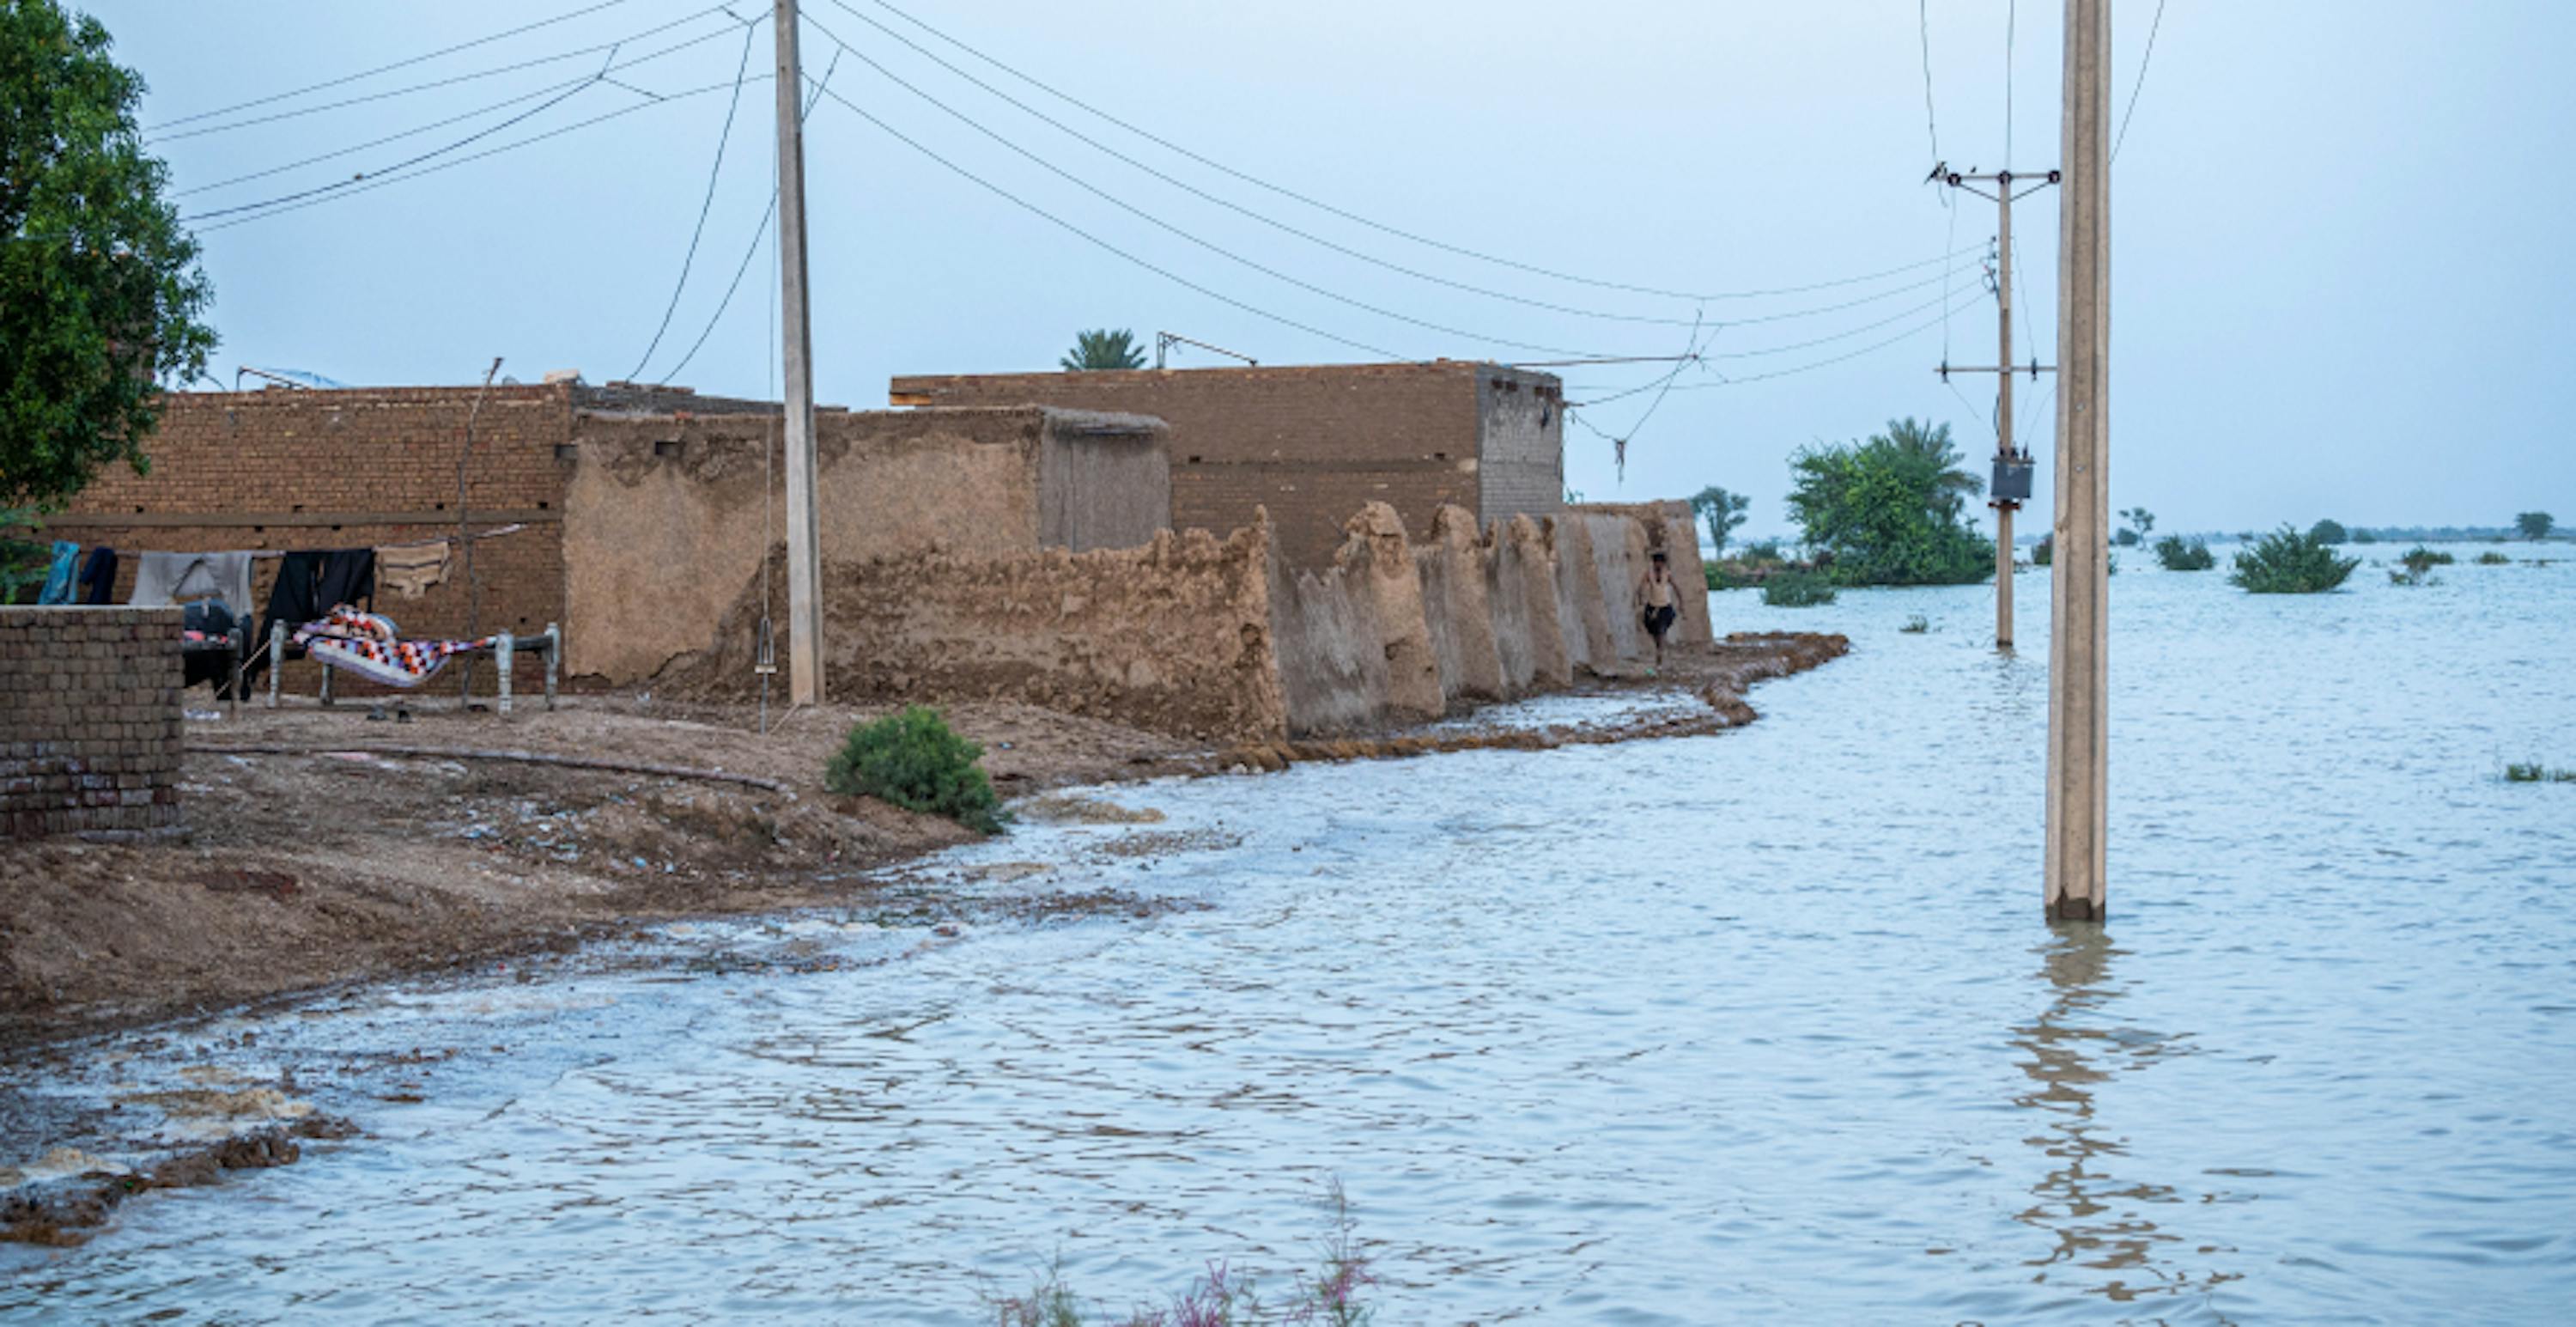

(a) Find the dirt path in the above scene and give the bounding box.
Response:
[0,634,1843,1049]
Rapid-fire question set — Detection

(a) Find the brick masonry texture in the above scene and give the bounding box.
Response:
[0,607,185,840]
[889,362,1565,568]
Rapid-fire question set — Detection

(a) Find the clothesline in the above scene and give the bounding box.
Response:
[184,523,532,561]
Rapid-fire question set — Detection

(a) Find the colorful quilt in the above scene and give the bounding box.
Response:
[292,607,494,690]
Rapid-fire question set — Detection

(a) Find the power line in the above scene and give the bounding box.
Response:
[852,0,1978,305]
[804,80,1410,362]
[627,15,765,380]
[2006,0,2017,169]
[2113,0,2170,161]
[655,50,844,386]
[151,4,739,143]
[173,22,756,225]
[1917,0,1941,162]
[799,14,1628,361]
[191,74,763,234]
[146,0,647,131]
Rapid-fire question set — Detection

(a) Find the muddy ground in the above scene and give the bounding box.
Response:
[0,633,1844,1050]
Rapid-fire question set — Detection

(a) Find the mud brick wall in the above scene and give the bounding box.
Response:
[889,362,1564,569]
[0,608,183,840]
[40,387,598,697]
[679,521,1288,743]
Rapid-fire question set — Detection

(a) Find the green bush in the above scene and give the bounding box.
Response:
[1739,539,1786,563]
[2476,551,2512,565]
[2308,518,2349,545]
[824,705,1003,834]
[1784,418,1994,587]
[1761,570,1838,607]
[2400,545,2454,572]
[2032,535,2052,566]
[2232,526,2360,593]
[2506,762,2576,784]
[2153,535,2215,571]
[1703,563,1728,591]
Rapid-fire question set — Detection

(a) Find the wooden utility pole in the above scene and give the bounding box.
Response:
[1936,172,2055,650]
[775,0,824,705]
[2046,0,2111,922]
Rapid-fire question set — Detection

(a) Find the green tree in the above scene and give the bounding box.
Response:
[1687,484,1751,555]
[1059,328,1145,371]
[2517,510,2555,541]
[2117,506,2155,547]
[2307,518,2348,545]
[2,1,214,508]
[1785,417,1993,586]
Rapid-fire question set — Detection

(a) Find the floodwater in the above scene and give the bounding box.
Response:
[9,542,2575,1323]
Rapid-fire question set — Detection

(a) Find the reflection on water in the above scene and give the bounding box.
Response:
[7,550,2576,1322]
[2012,925,2233,1308]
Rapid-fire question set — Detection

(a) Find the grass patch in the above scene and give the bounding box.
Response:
[2505,763,2576,784]
[2153,535,2215,571]
[1761,570,1838,607]
[825,705,1003,834]
[2231,526,2360,593]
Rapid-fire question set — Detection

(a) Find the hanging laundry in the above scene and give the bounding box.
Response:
[36,541,79,606]
[76,546,119,606]
[130,551,255,617]
[293,608,493,690]
[375,541,451,600]
[246,549,376,684]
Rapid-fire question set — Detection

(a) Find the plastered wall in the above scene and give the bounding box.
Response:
[560,406,1168,685]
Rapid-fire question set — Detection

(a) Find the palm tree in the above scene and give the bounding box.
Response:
[1060,328,1147,371]
[1871,417,1982,520]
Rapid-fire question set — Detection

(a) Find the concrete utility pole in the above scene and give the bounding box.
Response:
[2046,0,2111,922]
[1935,170,2056,650]
[775,0,824,705]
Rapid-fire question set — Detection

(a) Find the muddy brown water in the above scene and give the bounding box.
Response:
[5,545,2575,1321]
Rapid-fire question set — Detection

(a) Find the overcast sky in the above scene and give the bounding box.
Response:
[82,0,2576,538]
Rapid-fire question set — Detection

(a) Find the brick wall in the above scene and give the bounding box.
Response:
[890,362,1559,568]
[41,385,612,697]
[1,607,184,840]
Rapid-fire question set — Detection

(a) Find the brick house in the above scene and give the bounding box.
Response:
[887,361,1566,566]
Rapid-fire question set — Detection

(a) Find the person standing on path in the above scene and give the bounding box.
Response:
[1637,551,1686,671]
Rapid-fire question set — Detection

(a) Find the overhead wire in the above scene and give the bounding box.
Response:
[1917,0,1942,163]
[150,3,740,143]
[627,14,766,380]
[655,50,844,386]
[2113,0,2169,161]
[189,73,766,234]
[173,21,763,228]
[798,11,1627,361]
[146,0,647,132]
[801,78,1408,362]
[852,0,1984,305]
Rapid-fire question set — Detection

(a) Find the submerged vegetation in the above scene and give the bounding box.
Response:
[827,705,1004,834]
[2476,551,2512,565]
[1761,571,1838,607]
[2504,763,2576,784]
[989,1184,1376,1326]
[2232,526,2361,593]
[2153,535,2215,571]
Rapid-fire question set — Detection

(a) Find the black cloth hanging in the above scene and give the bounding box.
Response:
[76,546,118,606]
[243,549,376,685]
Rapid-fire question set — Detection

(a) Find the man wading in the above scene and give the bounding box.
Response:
[1637,551,1686,671]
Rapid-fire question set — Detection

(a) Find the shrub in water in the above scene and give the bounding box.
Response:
[2153,535,2215,571]
[1899,613,1929,633]
[2476,551,2512,565]
[2505,763,2576,784]
[2400,545,2454,572]
[2231,526,2360,593]
[2032,534,2052,566]
[1762,570,1838,607]
[1703,563,1728,591]
[825,705,1002,834]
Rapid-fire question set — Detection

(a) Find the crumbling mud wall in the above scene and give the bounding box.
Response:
[562,406,1168,685]
[1486,514,1571,693]
[687,520,1285,742]
[1265,544,1391,738]
[1577,500,1714,650]
[1413,505,1504,705]
[1340,502,1443,724]
[1578,512,1653,663]
[1549,515,1614,673]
